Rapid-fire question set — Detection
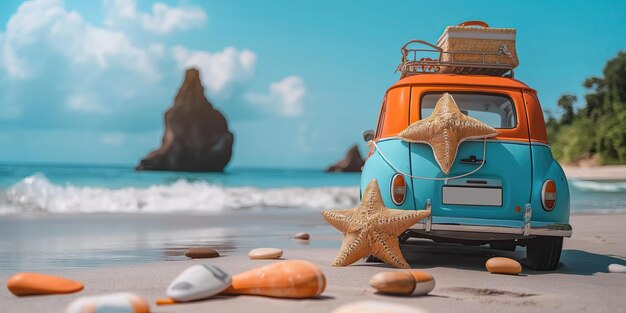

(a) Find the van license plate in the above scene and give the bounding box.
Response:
[442,186,502,206]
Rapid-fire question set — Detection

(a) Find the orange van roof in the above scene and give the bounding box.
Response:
[390,74,534,92]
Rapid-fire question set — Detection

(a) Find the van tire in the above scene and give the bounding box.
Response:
[526,236,563,271]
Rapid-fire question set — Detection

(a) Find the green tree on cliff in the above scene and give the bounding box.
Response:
[548,51,626,164]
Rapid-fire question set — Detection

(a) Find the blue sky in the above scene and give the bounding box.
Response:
[0,0,624,168]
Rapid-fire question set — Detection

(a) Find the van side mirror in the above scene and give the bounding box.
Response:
[363,130,375,142]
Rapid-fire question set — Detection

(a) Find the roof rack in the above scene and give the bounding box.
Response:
[396,40,515,78]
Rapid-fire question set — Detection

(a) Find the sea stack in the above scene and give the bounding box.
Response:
[136,68,233,172]
[325,145,365,172]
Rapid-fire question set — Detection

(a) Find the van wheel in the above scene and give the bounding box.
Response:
[526,236,563,271]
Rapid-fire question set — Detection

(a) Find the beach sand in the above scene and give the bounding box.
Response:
[563,165,626,181]
[1,213,625,313]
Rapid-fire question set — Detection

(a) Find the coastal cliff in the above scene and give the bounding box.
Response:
[325,145,365,172]
[136,68,233,172]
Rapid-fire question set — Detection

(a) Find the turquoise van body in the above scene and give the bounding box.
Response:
[361,74,572,270]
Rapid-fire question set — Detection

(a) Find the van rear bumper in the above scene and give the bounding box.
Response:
[409,221,572,240]
[409,201,572,240]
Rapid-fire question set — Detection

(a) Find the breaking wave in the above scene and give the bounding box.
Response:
[570,180,626,193]
[0,174,359,215]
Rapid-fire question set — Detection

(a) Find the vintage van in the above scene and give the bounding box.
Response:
[361,40,571,271]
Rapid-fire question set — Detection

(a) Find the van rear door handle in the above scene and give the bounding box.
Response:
[460,155,484,165]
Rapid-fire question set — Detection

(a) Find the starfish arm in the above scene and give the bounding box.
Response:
[358,179,386,216]
[429,129,459,175]
[457,115,498,139]
[322,209,357,234]
[331,231,370,266]
[377,209,431,237]
[370,231,410,269]
[397,117,438,143]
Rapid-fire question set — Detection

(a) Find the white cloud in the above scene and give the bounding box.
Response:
[245,76,307,117]
[66,93,109,113]
[0,0,161,80]
[0,0,300,126]
[105,0,207,34]
[172,46,257,98]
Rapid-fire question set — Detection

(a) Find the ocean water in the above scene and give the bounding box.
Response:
[0,163,624,215]
[0,163,624,272]
[0,164,361,215]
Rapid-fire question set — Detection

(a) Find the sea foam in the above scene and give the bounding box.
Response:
[0,174,359,215]
[570,180,626,192]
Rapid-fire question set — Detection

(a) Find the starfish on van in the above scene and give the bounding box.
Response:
[322,179,430,269]
[397,93,498,175]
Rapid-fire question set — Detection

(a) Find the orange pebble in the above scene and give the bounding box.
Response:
[156,297,177,305]
[222,260,326,299]
[485,257,522,275]
[6,272,84,296]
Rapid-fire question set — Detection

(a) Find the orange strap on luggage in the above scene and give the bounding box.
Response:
[458,20,489,27]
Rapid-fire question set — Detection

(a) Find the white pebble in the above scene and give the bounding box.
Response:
[608,263,626,273]
[248,248,283,259]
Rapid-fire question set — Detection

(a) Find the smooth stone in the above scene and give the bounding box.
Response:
[369,271,435,296]
[486,257,522,275]
[330,300,427,313]
[167,264,231,302]
[66,293,149,313]
[185,247,220,259]
[608,263,626,273]
[248,248,283,260]
[7,272,84,296]
[294,232,310,240]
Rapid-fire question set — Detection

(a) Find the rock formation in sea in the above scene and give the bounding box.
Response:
[325,145,365,172]
[136,68,233,172]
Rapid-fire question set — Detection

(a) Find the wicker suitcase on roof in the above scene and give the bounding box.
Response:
[436,21,518,70]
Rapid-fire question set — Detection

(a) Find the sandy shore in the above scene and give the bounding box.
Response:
[1,214,625,313]
[563,165,626,181]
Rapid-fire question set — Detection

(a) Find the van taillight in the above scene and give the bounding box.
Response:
[391,174,406,205]
[541,180,557,211]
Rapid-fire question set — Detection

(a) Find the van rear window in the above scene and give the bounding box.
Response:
[420,93,516,129]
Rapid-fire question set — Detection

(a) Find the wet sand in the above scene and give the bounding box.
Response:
[1,214,625,313]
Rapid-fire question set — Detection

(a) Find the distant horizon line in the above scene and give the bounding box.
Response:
[0,160,336,172]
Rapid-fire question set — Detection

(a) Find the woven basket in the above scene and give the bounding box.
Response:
[437,21,518,70]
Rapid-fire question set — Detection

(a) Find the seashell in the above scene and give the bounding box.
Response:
[369,271,435,296]
[222,260,325,298]
[294,232,310,240]
[330,300,428,313]
[485,257,522,275]
[248,248,283,260]
[608,263,626,273]
[7,272,83,296]
[65,293,149,313]
[166,264,231,302]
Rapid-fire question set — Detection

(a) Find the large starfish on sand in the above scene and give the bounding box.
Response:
[397,93,498,175]
[322,180,430,269]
